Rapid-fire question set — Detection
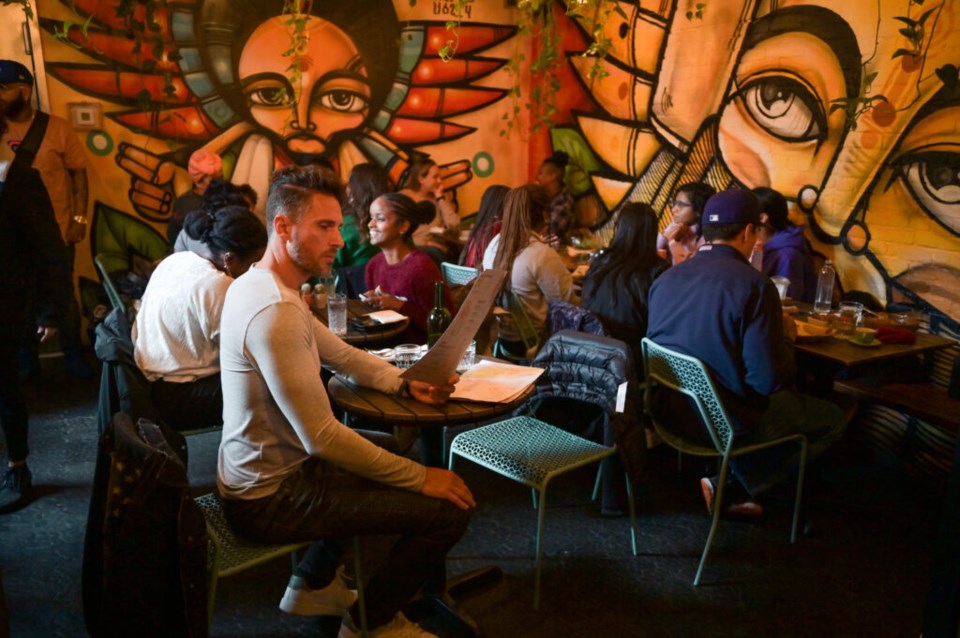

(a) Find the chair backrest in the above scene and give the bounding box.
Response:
[335,264,367,298]
[546,300,607,337]
[503,289,541,351]
[94,308,166,435]
[441,262,478,287]
[94,252,128,313]
[641,337,735,454]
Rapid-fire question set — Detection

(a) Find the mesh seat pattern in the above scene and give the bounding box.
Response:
[440,262,478,286]
[449,416,614,488]
[194,493,309,578]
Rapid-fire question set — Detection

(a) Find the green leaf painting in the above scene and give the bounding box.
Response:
[90,201,168,264]
[550,127,603,196]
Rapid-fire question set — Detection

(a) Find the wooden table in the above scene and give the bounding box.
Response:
[793,318,955,396]
[794,331,955,367]
[312,298,409,346]
[328,375,534,637]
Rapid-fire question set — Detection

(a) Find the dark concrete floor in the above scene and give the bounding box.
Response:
[0,355,945,637]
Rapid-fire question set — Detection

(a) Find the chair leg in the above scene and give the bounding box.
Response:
[625,474,638,556]
[531,488,538,510]
[353,536,368,638]
[206,539,221,632]
[533,485,548,611]
[790,438,809,544]
[694,460,729,586]
[591,465,602,501]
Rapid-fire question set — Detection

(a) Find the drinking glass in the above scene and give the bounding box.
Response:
[394,344,421,369]
[459,340,476,371]
[837,301,863,337]
[327,293,348,337]
[770,276,790,301]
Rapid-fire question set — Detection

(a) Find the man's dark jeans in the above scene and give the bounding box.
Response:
[223,452,470,629]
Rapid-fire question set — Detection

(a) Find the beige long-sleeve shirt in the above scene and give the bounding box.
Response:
[217,265,426,500]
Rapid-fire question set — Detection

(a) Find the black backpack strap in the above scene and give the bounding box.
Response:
[13,111,50,168]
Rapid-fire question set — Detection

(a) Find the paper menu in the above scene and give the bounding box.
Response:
[450,360,544,403]
[400,269,507,385]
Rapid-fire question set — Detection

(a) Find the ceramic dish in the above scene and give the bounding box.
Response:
[847,337,881,348]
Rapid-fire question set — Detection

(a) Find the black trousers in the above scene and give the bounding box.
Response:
[150,373,223,431]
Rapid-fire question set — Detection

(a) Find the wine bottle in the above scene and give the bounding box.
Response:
[426,281,452,348]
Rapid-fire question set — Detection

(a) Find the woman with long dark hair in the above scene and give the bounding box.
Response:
[459,184,508,269]
[582,202,669,362]
[134,205,267,429]
[335,163,389,269]
[363,193,455,342]
[482,185,576,357]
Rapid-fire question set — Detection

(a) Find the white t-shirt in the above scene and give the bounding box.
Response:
[133,251,231,382]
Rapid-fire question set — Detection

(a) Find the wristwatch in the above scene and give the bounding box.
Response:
[72,215,87,225]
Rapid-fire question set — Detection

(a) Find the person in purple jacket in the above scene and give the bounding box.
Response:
[753,187,818,303]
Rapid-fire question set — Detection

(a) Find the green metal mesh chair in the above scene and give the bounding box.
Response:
[194,493,368,636]
[640,337,808,586]
[440,262,479,287]
[94,252,128,314]
[448,332,640,610]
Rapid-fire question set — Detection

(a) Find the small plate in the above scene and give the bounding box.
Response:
[847,337,881,348]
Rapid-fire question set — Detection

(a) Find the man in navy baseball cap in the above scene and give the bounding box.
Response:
[0,60,33,86]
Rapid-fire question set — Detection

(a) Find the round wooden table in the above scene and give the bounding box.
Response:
[312,298,409,346]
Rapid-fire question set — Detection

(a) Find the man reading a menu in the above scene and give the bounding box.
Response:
[217,165,471,638]
[646,189,845,516]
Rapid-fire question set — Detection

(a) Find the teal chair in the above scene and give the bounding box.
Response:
[449,332,640,610]
[195,493,368,636]
[440,262,478,287]
[640,337,808,586]
[94,252,128,314]
[492,290,541,364]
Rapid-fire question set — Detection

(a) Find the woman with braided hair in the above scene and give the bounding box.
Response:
[133,205,267,429]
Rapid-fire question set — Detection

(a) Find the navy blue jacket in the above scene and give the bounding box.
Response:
[647,243,794,433]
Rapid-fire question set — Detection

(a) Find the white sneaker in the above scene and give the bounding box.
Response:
[279,565,357,616]
[338,611,439,638]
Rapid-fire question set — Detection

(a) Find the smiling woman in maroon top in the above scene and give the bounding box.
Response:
[362,192,455,342]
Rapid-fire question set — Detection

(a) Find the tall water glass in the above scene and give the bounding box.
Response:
[327,293,348,337]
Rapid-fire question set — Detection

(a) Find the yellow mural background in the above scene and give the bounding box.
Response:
[22,0,960,330]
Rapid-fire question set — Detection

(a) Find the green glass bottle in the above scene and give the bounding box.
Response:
[426,281,452,348]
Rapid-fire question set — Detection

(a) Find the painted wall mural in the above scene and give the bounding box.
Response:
[35,0,521,316]
[552,0,960,330]
[31,0,960,334]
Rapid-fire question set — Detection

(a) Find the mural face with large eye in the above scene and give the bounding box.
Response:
[859,105,960,317]
[239,16,371,156]
[717,30,850,197]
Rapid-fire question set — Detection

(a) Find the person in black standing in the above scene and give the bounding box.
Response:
[0,112,71,512]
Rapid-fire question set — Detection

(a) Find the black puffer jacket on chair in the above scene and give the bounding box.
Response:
[516,330,646,514]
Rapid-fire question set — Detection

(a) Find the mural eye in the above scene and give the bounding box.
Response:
[737,76,825,143]
[896,150,960,235]
[318,89,367,114]
[248,87,290,107]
